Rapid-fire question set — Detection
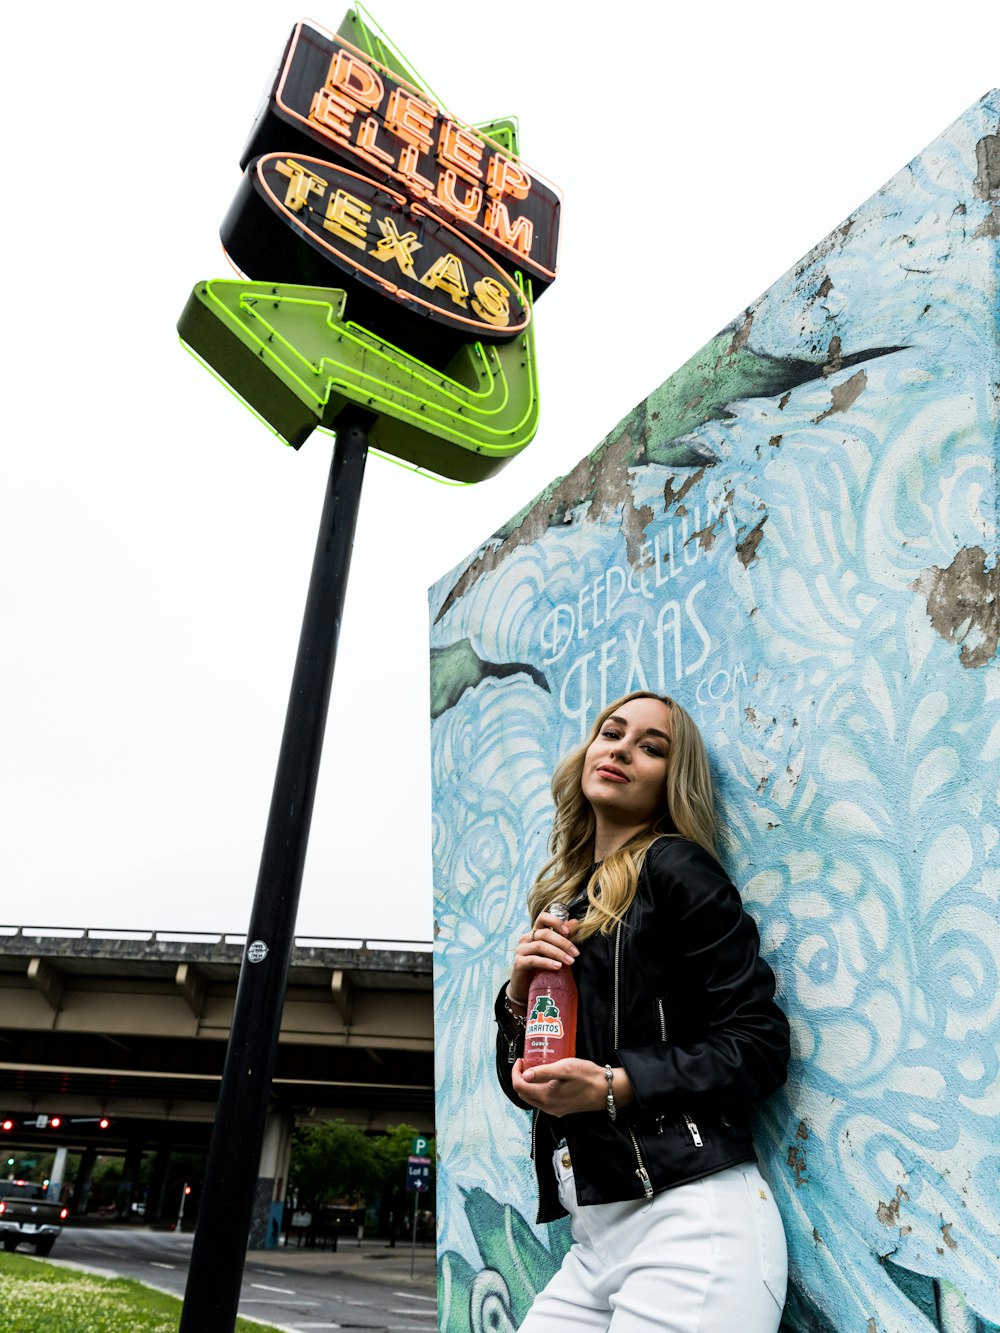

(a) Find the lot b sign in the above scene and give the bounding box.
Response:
[407,1155,432,1193]
[178,8,561,482]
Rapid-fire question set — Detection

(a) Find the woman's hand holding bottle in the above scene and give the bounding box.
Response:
[507,909,580,1007]
[512,1057,635,1116]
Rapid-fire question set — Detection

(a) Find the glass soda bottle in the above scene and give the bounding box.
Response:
[523,902,578,1069]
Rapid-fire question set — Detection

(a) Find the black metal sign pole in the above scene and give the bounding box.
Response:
[180,405,372,1333]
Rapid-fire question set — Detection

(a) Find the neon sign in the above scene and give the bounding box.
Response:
[241,22,560,288]
[178,9,560,482]
[223,154,530,353]
[179,279,538,474]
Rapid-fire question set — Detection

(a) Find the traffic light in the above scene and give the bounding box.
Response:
[0,1113,112,1131]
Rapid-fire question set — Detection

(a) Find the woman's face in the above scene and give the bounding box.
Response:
[581,697,672,831]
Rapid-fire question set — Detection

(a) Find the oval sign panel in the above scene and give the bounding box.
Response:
[224,153,530,344]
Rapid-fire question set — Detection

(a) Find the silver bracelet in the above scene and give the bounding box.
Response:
[604,1065,617,1121]
[504,987,527,1028]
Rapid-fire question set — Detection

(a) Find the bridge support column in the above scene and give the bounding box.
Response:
[49,1146,69,1203]
[117,1135,144,1218]
[249,1110,293,1249]
[147,1139,172,1221]
[73,1146,98,1215]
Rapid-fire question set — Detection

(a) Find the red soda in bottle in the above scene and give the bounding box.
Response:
[523,903,577,1069]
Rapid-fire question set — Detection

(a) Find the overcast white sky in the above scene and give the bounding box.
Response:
[2,1,997,943]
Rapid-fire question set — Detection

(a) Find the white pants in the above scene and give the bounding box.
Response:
[517,1146,787,1333]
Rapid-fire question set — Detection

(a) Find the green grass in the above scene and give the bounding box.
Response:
[0,1251,287,1332]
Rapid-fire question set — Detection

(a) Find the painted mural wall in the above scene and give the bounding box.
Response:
[429,92,1000,1333]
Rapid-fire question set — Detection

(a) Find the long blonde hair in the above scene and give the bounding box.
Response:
[526,692,718,940]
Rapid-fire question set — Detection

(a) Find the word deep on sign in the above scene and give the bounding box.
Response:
[241,22,560,290]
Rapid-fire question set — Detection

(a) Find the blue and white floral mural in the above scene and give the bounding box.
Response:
[429,92,999,1333]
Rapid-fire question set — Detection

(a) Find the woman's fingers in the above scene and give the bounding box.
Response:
[520,1057,583,1083]
[513,1059,606,1115]
[509,917,580,1001]
[519,1062,560,1084]
[525,922,578,954]
[515,939,575,965]
[510,951,570,995]
[534,911,579,939]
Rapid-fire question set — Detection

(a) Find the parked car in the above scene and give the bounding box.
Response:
[0,1179,68,1256]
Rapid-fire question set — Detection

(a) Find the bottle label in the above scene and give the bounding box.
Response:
[526,995,564,1042]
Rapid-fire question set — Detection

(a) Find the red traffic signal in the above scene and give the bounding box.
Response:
[1,1119,13,1132]
[49,1117,62,1129]
[98,1118,110,1130]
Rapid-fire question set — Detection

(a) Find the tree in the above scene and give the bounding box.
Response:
[288,1120,375,1213]
[287,1120,436,1241]
[370,1123,435,1245]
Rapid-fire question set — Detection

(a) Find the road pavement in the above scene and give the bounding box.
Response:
[44,1226,437,1331]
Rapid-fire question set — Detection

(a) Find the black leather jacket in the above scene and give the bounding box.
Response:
[494,837,790,1223]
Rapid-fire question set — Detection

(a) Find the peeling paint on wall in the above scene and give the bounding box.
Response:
[813,368,867,423]
[973,128,1000,198]
[430,91,1000,1333]
[877,1185,910,1229]
[914,546,1000,667]
[787,1121,810,1189]
[736,514,767,567]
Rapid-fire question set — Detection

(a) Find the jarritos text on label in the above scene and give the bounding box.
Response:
[526,995,565,1054]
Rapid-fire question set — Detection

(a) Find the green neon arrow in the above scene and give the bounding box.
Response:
[177,278,539,483]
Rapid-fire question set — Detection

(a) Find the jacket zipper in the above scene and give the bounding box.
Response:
[614,921,622,1048]
[655,1000,703,1148]
[628,1126,653,1197]
[683,1112,704,1148]
[614,921,653,1198]
[655,998,667,1135]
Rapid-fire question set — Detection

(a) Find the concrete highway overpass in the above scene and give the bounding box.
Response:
[0,925,433,1242]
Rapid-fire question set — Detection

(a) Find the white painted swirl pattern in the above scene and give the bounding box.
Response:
[430,91,1000,1331]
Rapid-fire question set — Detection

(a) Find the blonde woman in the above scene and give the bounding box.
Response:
[495,692,789,1332]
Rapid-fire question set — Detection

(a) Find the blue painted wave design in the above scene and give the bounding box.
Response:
[431,93,999,1332]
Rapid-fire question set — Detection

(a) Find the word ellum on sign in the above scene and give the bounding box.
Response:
[241,22,560,290]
